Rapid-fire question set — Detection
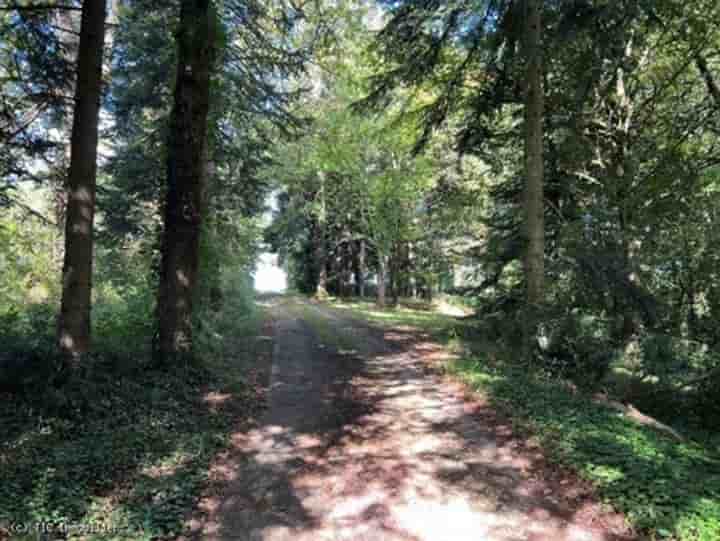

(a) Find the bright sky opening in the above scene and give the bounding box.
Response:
[254,252,287,293]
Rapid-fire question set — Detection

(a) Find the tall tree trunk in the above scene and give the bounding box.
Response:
[521,0,545,357]
[343,239,353,297]
[315,224,328,298]
[409,242,417,299]
[618,211,638,341]
[377,254,388,308]
[328,244,339,295]
[156,0,216,361]
[389,245,400,305]
[57,0,107,359]
[357,238,366,297]
[686,282,698,337]
[614,37,638,344]
[315,173,328,298]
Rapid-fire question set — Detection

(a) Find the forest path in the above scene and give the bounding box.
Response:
[184,296,632,541]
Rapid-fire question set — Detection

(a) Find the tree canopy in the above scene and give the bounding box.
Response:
[1,1,719,539]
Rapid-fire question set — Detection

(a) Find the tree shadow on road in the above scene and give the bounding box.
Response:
[186,308,638,541]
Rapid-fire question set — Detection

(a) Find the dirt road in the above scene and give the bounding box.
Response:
[186,297,632,541]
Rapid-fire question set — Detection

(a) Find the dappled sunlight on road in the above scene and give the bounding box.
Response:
[183,300,632,541]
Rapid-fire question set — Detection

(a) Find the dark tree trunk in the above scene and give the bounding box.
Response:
[156,0,216,361]
[57,0,107,359]
[408,242,417,299]
[328,245,339,295]
[522,0,545,357]
[618,215,638,342]
[315,226,328,298]
[389,246,399,305]
[687,284,698,337]
[356,239,366,297]
[377,254,388,308]
[614,42,639,345]
[314,175,328,298]
[342,239,353,297]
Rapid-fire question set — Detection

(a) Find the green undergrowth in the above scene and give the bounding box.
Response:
[449,359,720,540]
[328,298,720,541]
[0,300,269,541]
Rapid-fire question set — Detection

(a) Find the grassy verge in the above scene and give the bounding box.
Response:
[327,298,720,541]
[0,300,271,541]
[287,297,367,352]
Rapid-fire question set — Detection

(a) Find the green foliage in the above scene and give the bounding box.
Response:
[194,268,258,367]
[0,181,263,539]
[266,12,443,300]
[0,4,74,190]
[625,336,720,433]
[449,357,720,541]
[539,311,617,386]
[1,0,312,536]
[1,362,221,539]
[0,297,268,540]
[92,249,156,358]
[196,215,260,312]
[0,205,62,392]
[363,0,720,406]
[2,0,720,538]
[0,205,60,307]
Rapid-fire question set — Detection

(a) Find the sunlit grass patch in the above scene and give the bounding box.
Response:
[288,300,361,352]
[328,297,466,336]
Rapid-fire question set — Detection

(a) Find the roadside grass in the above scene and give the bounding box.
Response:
[0,299,270,541]
[287,297,366,353]
[328,298,463,335]
[327,298,720,541]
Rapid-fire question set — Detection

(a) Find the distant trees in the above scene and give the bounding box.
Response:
[266,20,435,306]
[359,0,719,348]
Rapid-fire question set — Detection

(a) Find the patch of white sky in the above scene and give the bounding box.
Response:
[255,191,287,292]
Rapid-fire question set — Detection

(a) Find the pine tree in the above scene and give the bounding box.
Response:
[521,0,545,357]
[155,0,217,361]
[57,0,107,359]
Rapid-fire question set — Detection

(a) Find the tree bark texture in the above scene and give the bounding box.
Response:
[314,222,328,298]
[156,0,216,360]
[522,0,545,354]
[377,254,388,307]
[357,239,366,297]
[58,0,107,358]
